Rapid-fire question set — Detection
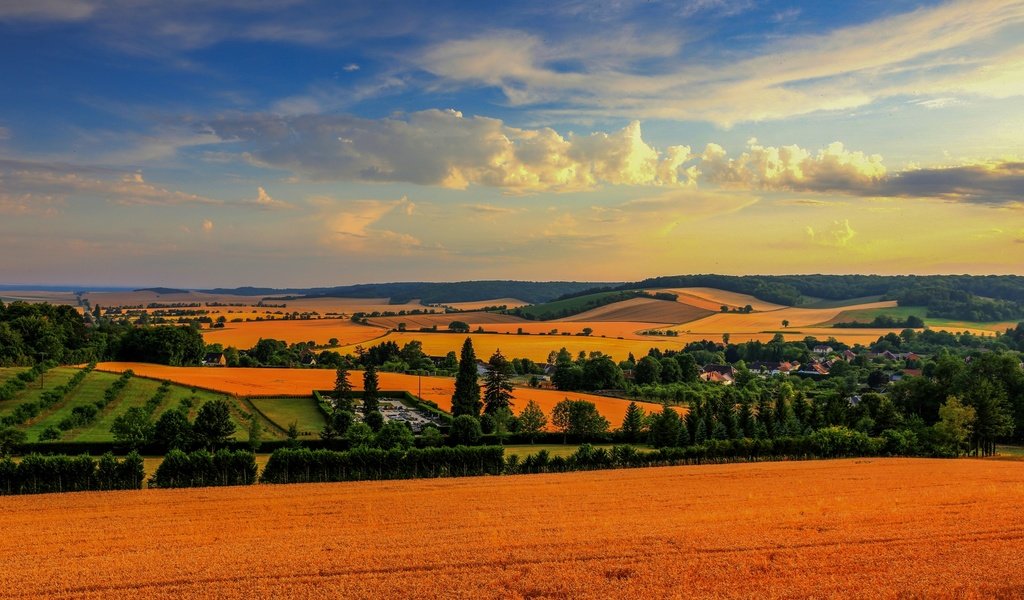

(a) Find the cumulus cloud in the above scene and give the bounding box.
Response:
[202,108,1024,205]
[879,160,1024,206]
[699,139,887,193]
[0,159,220,207]
[242,186,295,210]
[205,110,696,192]
[806,219,856,247]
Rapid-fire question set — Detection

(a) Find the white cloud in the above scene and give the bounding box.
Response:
[342,63,360,72]
[699,140,887,192]
[419,0,1024,126]
[207,110,697,192]
[806,219,856,247]
[244,186,295,210]
[0,159,220,206]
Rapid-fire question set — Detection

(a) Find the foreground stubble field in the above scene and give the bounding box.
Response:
[2,458,1023,599]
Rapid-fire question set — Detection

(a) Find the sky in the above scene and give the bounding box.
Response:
[1,0,1023,288]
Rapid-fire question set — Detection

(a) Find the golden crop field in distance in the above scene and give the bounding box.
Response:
[95,363,669,428]
[203,319,389,348]
[2,458,1023,599]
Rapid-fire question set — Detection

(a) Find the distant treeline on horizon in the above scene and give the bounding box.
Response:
[6,274,1024,322]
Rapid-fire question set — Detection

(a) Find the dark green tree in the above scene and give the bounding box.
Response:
[451,338,482,416]
[192,400,236,450]
[334,366,354,412]
[374,421,414,450]
[517,399,548,443]
[0,427,26,456]
[110,406,154,450]
[620,401,646,442]
[483,349,515,415]
[365,410,385,432]
[449,414,483,445]
[648,405,684,448]
[551,399,609,442]
[362,365,380,415]
[633,356,662,385]
[153,408,193,451]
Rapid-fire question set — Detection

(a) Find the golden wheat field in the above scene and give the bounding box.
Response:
[366,311,527,330]
[203,319,389,348]
[649,287,788,311]
[2,458,1022,599]
[335,331,691,362]
[94,363,664,427]
[559,297,712,324]
[468,320,666,339]
[439,297,529,310]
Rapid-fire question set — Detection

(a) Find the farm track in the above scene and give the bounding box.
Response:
[2,458,1024,599]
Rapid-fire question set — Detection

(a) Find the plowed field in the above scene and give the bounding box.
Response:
[2,459,1022,599]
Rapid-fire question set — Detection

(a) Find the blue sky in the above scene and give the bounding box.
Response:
[1,0,1023,287]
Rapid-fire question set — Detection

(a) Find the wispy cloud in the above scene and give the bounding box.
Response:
[419,0,1024,126]
[0,0,96,22]
[0,159,221,207]
[313,195,426,254]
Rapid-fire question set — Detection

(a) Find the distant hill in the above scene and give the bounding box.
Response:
[133,287,190,295]
[270,281,618,305]
[114,274,1024,322]
[607,274,1024,322]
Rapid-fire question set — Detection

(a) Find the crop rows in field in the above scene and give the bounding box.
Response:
[1,458,1022,599]
[0,368,287,443]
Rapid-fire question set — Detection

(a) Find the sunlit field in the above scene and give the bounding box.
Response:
[2,459,1022,599]
[203,319,388,348]
[95,363,668,428]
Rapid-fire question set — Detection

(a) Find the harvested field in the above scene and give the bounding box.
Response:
[473,321,665,339]
[674,301,899,333]
[366,311,527,330]
[653,287,789,311]
[558,296,712,324]
[94,363,666,428]
[336,331,689,362]
[3,458,1023,599]
[270,297,430,315]
[203,319,387,348]
[439,297,529,310]
[0,290,79,305]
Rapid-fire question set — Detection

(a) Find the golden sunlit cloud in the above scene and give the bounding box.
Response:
[806,219,856,247]
[207,112,696,193]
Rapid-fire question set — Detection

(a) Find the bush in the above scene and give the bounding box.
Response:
[808,427,880,458]
[261,445,505,484]
[149,449,257,488]
[0,452,143,495]
[449,415,482,445]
